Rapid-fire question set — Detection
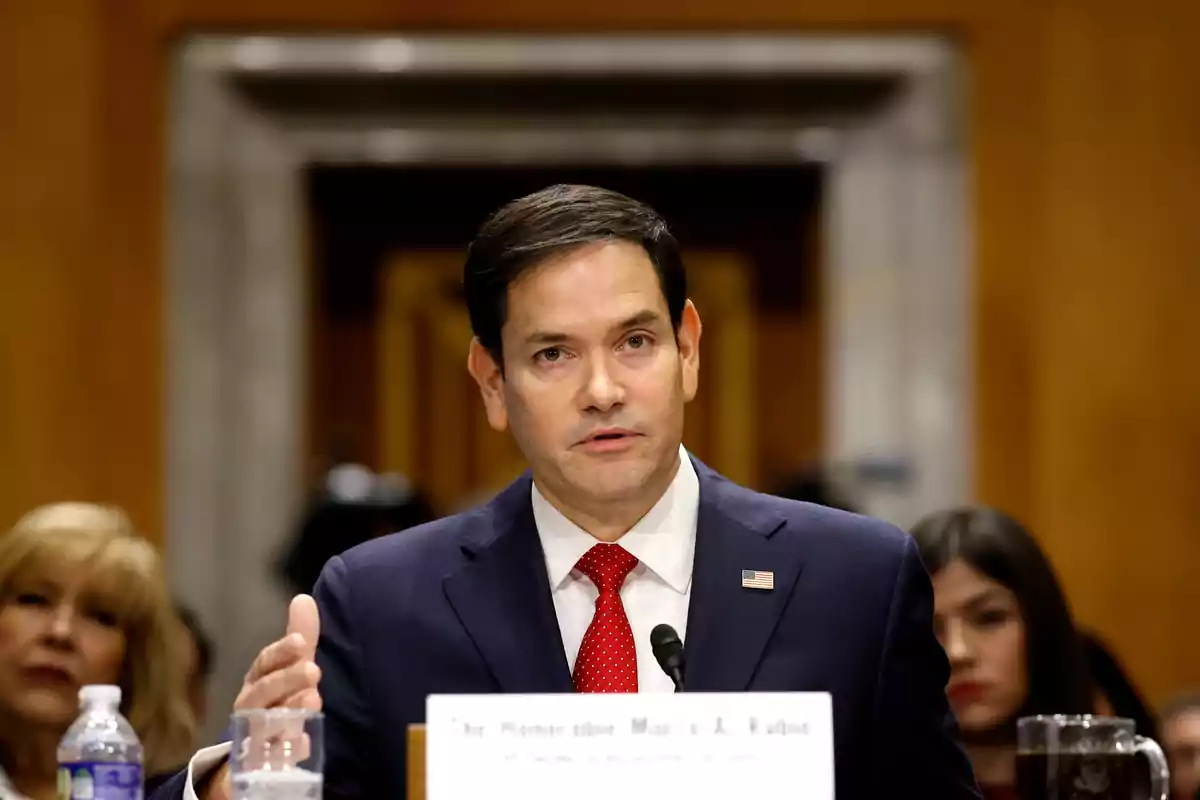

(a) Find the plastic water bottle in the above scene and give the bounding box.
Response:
[57,685,144,800]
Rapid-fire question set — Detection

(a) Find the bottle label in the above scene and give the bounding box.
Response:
[57,763,143,800]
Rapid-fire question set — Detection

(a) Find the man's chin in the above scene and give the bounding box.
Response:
[554,445,677,500]
[579,471,643,493]
[564,463,652,499]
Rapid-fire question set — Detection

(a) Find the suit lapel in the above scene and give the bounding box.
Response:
[442,475,574,693]
[683,460,803,691]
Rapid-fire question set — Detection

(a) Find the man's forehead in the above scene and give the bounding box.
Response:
[512,242,657,290]
[504,246,668,333]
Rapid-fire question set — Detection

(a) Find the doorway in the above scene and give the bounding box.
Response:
[308,164,824,514]
[168,33,968,735]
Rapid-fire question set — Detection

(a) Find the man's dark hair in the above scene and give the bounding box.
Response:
[463,184,687,365]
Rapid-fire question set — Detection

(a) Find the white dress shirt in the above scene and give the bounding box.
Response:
[183,445,700,795]
[0,766,26,800]
[532,444,698,693]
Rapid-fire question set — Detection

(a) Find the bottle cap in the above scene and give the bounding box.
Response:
[79,684,122,707]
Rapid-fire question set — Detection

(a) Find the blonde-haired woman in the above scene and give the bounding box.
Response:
[0,503,195,800]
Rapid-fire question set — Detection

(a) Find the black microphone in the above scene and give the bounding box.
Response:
[650,623,686,692]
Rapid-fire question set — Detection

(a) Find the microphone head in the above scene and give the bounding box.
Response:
[650,623,685,670]
[650,623,683,652]
[650,624,686,689]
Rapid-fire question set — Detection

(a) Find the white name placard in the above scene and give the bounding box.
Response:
[426,692,834,800]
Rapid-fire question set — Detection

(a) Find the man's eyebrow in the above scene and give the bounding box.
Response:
[611,310,664,331]
[523,310,665,345]
[524,330,570,346]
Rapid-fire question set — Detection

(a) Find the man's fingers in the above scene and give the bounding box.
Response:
[235,661,321,711]
[286,594,320,659]
[244,595,320,686]
[230,595,322,767]
[245,633,307,682]
[281,687,323,712]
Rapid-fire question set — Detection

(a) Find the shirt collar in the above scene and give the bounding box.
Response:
[532,444,699,594]
[0,764,24,800]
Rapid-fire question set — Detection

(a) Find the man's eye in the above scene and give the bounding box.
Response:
[622,334,655,351]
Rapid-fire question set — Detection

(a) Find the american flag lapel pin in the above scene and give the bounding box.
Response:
[741,569,774,591]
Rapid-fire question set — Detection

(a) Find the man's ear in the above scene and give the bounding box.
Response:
[677,300,702,402]
[467,337,509,432]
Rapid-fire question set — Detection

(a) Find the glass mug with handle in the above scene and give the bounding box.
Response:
[1017,715,1169,800]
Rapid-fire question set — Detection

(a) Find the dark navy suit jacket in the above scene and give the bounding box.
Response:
[154,458,980,800]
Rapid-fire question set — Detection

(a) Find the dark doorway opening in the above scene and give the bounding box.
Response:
[307,164,824,511]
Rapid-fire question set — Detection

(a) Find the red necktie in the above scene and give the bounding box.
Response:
[572,543,640,693]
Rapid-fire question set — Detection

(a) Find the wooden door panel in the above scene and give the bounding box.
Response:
[683,252,756,487]
[380,252,528,513]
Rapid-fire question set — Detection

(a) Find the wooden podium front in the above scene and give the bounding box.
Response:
[407,725,426,800]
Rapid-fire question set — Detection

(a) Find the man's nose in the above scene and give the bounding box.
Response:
[580,355,625,412]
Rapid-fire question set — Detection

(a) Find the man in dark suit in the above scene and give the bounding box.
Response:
[163,184,980,800]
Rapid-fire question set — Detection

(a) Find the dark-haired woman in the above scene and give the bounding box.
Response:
[911,507,1094,800]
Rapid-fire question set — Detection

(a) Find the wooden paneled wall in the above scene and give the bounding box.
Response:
[1029,2,1200,696]
[1,0,1198,700]
[0,1,162,539]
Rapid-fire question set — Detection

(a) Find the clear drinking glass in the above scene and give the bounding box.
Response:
[1016,714,1169,800]
[229,709,324,800]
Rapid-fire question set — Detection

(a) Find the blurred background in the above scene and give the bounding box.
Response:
[2,0,1198,750]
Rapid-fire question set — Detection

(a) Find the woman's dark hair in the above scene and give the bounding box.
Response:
[1081,631,1159,740]
[910,507,1094,726]
[277,480,436,596]
[771,467,859,513]
[174,602,213,680]
[463,184,687,367]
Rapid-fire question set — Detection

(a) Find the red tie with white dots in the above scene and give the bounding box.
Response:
[572,543,640,693]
